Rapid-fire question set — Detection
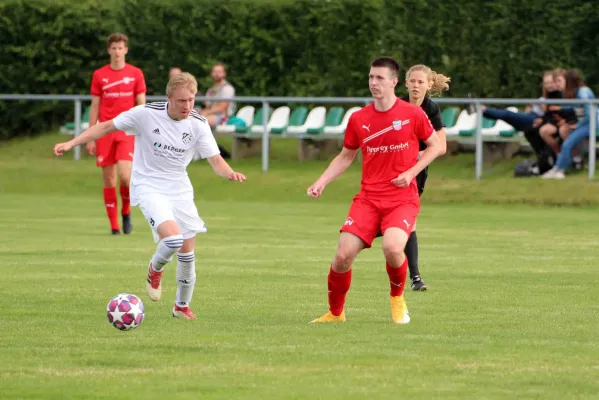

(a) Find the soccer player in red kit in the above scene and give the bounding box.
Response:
[307,57,444,324]
[86,32,147,235]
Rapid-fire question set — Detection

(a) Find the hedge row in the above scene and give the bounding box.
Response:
[1,0,597,139]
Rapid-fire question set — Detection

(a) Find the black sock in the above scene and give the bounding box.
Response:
[405,231,419,280]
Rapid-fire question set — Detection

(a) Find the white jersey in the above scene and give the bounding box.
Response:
[113,102,220,205]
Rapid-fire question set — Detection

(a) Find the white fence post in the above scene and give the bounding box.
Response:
[261,100,270,172]
[589,103,597,180]
[74,99,82,161]
[475,102,483,180]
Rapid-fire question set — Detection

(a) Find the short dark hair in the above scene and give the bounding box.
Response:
[212,62,227,72]
[371,57,400,78]
[107,32,128,48]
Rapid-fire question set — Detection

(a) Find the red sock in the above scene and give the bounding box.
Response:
[328,266,352,316]
[120,185,130,216]
[103,188,120,231]
[386,258,408,297]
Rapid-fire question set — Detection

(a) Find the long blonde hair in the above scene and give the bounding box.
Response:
[405,64,450,97]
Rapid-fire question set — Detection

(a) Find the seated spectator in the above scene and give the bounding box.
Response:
[482,70,556,133]
[200,62,236,127]
[542,70,596,179]
[485,70,565,175]
[537,68,575,156]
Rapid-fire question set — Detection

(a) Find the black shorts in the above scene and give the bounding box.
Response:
[416,167,428,196]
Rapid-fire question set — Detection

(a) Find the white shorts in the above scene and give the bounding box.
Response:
[137,193,207,243]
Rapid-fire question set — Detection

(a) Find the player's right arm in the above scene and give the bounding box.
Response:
[88,96,101,128]
[54,120,118,156]
[307,116,359,199]
[54,105,145,156]
[85,96,101,155]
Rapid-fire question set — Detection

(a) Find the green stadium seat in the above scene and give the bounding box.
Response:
[273,106,307,134]
[459,116,496,137]
[59,105,91,135]
[238,107,271,134]
[286,107,327,135]
[215,105,254,134]
[307,107,344,134]
[441,107,459,129]
[324,107,361,135]
[250,106,290,134]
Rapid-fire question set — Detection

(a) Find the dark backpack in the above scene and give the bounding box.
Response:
[514,151,554,177]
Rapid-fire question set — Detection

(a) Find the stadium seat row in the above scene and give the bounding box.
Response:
[215,106,362,137]
[214,105,524,141]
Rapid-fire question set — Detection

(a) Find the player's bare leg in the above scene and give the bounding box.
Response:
[172,236,198,320]
[311,232,364,323]
[382,227,411,324]
[146,221,183,302]
[101,165,120,235]
[117,160,133,234]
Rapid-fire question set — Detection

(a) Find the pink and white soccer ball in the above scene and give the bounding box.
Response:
[106,293,145,331]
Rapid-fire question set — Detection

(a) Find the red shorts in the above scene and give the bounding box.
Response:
[340,194,419,248]
[95,131,134,167]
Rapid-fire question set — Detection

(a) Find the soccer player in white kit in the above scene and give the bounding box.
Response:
[54,72,246,319]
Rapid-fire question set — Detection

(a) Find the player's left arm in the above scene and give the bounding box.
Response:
[410,131,442,177]
[206,155,245,181]
[434,127,447,155]
[392,110,443,187]
[135,69,147,105]
[135,93,146,105]
[196,122,245,181]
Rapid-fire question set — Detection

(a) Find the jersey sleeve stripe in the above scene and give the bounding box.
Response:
[145,102,167,109]
[190,111,207,123]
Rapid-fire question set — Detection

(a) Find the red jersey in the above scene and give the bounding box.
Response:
[343,98,434,201]
[90,63,146,122]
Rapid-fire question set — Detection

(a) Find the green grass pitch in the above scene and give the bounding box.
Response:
[1,134,599,399]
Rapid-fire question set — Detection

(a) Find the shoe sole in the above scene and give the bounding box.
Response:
[393,315,411,324]
[172,311,197,320]
[146,282,161,301]
[412,285,427,291]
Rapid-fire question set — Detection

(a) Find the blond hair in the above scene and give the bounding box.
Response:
[166,72,198,97]
[405,64,450,97]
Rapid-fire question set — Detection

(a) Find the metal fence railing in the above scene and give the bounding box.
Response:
[1,94,597,179]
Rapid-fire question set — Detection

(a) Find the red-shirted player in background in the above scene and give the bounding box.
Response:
[307,57,443,324]
[86,33,147,235]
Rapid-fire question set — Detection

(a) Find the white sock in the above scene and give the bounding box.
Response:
[150,235,184,271]
[175,252,196,307]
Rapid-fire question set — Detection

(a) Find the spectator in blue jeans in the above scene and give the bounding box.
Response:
[542,70,596,179]
[482,70,558,131]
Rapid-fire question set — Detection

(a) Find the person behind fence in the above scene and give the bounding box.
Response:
[537,69,579,161]
[542,70,596,179]
[199,62,236,127]
[482,70,557,134]
[53,72,246,319]
[169,67,182,79]
[512,69,573,176]
[86,32,147,235]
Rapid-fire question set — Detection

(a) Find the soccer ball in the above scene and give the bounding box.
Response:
[106,293,145,331]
